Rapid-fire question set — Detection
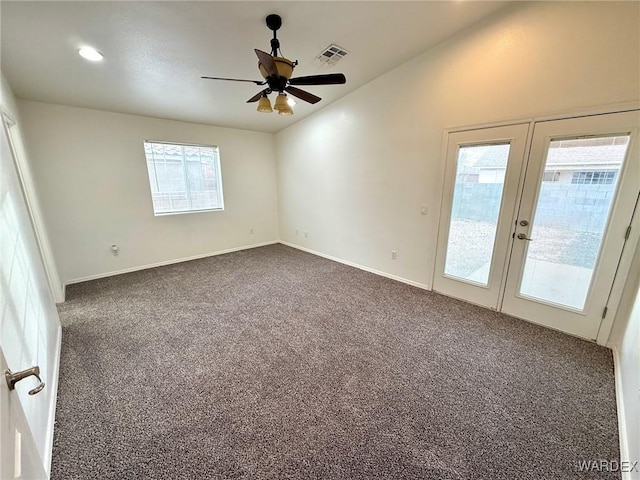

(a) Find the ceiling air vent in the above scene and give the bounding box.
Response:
[316,44,349,66]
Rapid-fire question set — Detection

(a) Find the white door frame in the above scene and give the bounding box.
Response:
[1,109,64,303]
[597,192,640,345]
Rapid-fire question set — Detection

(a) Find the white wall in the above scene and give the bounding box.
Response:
[17,100,279,285]
[276,1,640,288]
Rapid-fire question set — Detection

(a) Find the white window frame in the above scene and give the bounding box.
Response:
[143,140,224,216]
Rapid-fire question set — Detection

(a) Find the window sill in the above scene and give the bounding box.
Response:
[153,207,224,217]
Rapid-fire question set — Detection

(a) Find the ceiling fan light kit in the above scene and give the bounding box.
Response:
[273,93,288,111]
[278,104,294,116]
[258,57,294,81]
[257,95,273,113]
[202,14,346,117]
[273,93,293,115]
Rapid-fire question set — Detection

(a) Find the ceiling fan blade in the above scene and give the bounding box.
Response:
[246,89,269,103]
[288,73,346,86]
[285,86,321,105]
[201,76,265,85]
[255,49,279,78]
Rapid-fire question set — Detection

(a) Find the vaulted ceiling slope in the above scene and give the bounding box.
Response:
[1,1,508,133]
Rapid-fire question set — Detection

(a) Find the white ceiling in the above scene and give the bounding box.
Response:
[1,1,508,133]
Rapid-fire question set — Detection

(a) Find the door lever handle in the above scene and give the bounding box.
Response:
[517,233,533,241]
[5,366,45,395]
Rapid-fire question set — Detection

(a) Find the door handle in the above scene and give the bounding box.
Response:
[5,366,45,395]
[517,233,533,241]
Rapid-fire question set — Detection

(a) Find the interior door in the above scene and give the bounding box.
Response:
[501,110,640,340]
[1,350,47,479]
[433,124,530,309]
[1,112,61,478]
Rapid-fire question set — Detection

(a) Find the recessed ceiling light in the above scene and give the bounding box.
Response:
[287,98,296,107]
[78,47,103,62]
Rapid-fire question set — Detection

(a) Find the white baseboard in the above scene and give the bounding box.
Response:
[612,346,632,480]
[65,241,279,287]
[279,241,431,291]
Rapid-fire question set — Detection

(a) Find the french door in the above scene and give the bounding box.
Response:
[434,110,639,340]
[433,124,531,308]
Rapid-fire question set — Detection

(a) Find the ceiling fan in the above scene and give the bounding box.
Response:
[201,14,346,116]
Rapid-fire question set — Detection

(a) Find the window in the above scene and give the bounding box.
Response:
[143,141,224,215]
[542,170,561,182]
[571,170,617,185]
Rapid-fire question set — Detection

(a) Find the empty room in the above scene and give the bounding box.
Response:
[1,1,639,479]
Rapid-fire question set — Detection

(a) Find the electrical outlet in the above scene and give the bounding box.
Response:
[420,205,428,215]
[295,229,299,236]
[304,230,308,238]
[111,244,119,256]
[391,251,397,260]
[249,227,254,234]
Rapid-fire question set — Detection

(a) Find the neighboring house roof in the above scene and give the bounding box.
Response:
[470,143,628,170]
[471,144,510,169]
[546,144,627,167]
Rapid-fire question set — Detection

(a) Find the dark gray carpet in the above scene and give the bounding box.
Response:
[53,244,620,479]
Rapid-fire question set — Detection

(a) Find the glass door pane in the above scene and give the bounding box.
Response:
[434,123,529,309]
[444,143,510,286]
[519,135,630,310]
[501,110,640,341]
